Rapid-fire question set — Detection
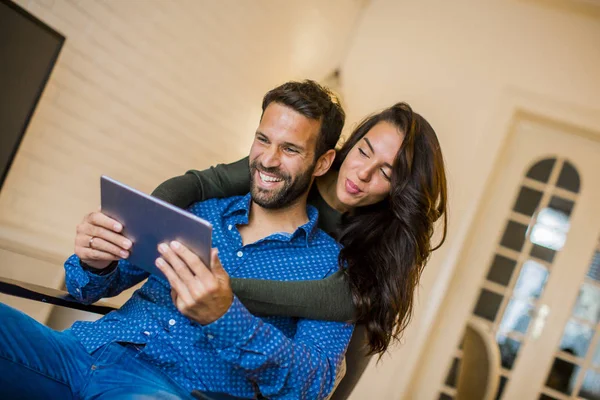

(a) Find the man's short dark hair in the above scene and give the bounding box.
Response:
[261,80,345,159]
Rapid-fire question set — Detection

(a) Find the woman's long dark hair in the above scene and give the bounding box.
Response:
[334,103,448,356]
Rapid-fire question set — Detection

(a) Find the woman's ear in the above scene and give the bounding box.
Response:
[313,149,336,177]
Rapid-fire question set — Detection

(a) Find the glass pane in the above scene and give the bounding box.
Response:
[556,160,580,193]
[527,158,556,183]
[487,254,518,286]
[586,251,600,282]
[593,341,600,367]
[580,370,600,400]
[513,260,549,300]
[473,289,504,322]
[530,207,571,251]
[445,357,460,387]
[500,220,528,252]
[497,335,521,370]
[573,283,600,324]
[545,357,580,395]
[495,375,508,400]
[549,196,575,218]
[513,186,543,216]
[498,299,533,335]
[530,244,556,263]
[560,319,595,359]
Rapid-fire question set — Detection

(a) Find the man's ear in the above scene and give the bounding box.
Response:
[312,149,336,177]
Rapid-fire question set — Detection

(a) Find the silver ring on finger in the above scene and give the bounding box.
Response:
[88,236,96,249]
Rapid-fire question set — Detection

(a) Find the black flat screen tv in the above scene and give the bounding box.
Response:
[0,0,65,191]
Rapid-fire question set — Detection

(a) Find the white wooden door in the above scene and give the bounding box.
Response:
[412,115,600,400]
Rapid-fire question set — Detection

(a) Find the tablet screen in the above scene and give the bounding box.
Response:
[100,176,212,278]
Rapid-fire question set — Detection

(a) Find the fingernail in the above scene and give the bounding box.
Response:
[158,243,168,253]
[114,223,122,232]
[123,239,132,249]
[120,250,129,258]
[155,258,165,266]
[170,241,180,249]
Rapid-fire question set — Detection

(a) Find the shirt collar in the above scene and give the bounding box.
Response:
[223,193,320,247]
[223,193,252,221]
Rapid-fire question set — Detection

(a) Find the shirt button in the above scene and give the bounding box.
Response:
[207,334,214,340]
[168,319,176,326]
[236,251,243,258]
[143,331,150,336]
[75,288,80,292]
[228,225,233,231]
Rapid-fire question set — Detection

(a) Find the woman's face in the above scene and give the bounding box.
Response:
[336,121,404,209]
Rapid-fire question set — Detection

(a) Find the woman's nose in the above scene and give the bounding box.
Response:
[357,166,372,182]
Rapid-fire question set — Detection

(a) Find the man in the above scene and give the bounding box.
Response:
[0,80,352,399]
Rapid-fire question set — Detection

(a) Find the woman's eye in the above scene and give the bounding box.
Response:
[381,169,391,181]
[358,148,368,157]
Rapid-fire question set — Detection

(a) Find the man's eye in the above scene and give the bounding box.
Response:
[257,136,268,143]
[284,147,298,154]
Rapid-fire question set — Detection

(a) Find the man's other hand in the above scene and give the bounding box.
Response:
[74,210,132,269]
[155,243,233,325]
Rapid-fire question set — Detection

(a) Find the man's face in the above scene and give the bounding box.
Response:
[249,102,322,209]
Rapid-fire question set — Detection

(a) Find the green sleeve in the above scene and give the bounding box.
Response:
[150,156,251,208]
[231,270,355,322]
[151,158,355,322]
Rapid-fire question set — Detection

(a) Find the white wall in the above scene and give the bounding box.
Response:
[339,0,600,398]
[0,0,365,322]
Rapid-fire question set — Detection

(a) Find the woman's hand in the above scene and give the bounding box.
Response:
[74,210,132,269]
[155,242,233,325]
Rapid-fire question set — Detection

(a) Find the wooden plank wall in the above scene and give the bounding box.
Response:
[0,0,365,323]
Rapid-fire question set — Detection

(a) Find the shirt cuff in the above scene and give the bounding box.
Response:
[64,254,118,300]
[202,296,257,349]
[81,260,118,275]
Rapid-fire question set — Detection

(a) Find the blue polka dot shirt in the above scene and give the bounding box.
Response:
[64,194,354,399]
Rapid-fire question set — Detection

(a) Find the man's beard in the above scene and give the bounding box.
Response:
[249,159,315,210]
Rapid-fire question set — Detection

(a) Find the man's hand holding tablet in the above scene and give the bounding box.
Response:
[74,210,132,271]
[155,243,233,325]
[72,176,232,324]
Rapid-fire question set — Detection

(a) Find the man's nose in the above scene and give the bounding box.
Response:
[261,146,281,168]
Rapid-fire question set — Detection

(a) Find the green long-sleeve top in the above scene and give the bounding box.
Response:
[151,157,356,323]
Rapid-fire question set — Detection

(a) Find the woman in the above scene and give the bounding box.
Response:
[152,102,448,398]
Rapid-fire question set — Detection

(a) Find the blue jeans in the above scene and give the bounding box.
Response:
[0,303,237,400]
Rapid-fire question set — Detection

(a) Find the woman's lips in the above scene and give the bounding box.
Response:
[345,179,361,195]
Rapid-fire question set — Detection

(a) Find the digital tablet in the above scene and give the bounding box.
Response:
[100,175,213,278]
